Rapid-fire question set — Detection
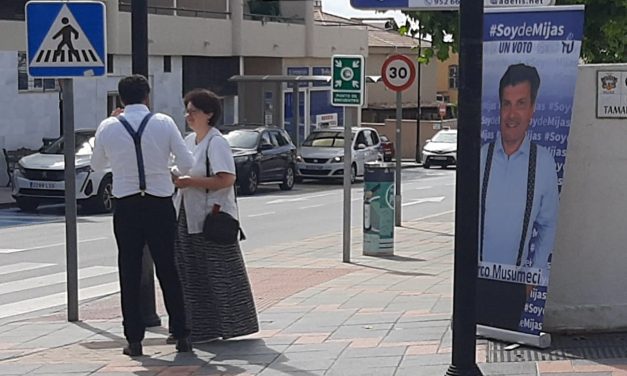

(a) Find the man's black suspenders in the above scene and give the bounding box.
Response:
[117,113,154,196]
[480,141,537,266]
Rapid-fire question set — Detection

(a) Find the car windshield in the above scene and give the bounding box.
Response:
[224,130,259,149]
[432,132,457,143]
[41,133,95,155]
[302,131,353,147]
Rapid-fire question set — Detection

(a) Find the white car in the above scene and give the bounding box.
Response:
[422,129,457,169]
[296,127,381,183]
[11,130,113,212]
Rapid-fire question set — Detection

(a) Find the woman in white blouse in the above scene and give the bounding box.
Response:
[171,88,258,344]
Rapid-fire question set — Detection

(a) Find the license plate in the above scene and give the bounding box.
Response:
[305,164,324,170]
[29,181,60,189]
[431,156,448,160]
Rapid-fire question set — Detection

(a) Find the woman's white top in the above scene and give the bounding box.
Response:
[173,127,238,234]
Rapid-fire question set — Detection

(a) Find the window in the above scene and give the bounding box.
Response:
[260,132,273,148]
[107,92,123,117]
[17,52,58,92]
[163,56,172,73]
[107,54,114,74]
[0,0,26,21]
[272,131,289,146]
[448,65,458,89]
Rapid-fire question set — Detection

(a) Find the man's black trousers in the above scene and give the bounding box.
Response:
[113,194,189,342]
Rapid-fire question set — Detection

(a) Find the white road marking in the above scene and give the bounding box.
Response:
[247,212,276,218]
[0,282,120,320]
[0,262,55,276]
[298,204,324,210]
[402,196,446,207]
[0,237,109,253]
[0,266,117,295]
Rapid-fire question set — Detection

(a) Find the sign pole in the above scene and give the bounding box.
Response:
[131,0,161,328]
[62,78,78,322]
[342,107,353,263]
[395,91,402,226]
[446,0,483,374]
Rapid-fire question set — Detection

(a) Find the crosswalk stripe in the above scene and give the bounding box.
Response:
[0,266,117,296]
[0,262,54,276]
[35,49,99,64]
[0,282,120,320]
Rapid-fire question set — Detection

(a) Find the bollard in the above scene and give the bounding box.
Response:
[363,162,395,256]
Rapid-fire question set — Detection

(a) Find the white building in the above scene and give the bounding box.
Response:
[0,0,435,185]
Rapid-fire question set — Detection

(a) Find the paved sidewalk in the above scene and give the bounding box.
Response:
[1,213,626,375]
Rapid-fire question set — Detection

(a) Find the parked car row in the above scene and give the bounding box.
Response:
[10,125,390,212]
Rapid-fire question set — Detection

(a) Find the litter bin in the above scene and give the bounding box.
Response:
[363,162,395,256]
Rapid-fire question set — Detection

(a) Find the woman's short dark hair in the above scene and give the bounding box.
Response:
[184,89,222,127]
[118,75,150,105]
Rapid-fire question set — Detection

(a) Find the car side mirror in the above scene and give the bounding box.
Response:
[260,143,273,151]
[355,143,366,150]
[425,139,431,143]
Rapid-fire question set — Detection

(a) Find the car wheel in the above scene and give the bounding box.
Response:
[16,197,39,212]
[240,168,258,195]
[423,160,431,169]
[85,175,113,213]
[350,164,357,184]
[279,165,295,191]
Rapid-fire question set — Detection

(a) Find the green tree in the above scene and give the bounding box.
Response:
[401,0,626,63]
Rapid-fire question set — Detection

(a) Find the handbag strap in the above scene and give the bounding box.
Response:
[204,132,246,241]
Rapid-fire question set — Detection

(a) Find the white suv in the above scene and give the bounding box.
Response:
[11,130,113,212]
[296,127,381,183]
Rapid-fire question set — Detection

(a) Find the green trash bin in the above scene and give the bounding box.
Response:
[363,162,395,256]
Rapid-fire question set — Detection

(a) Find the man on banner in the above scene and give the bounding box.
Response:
[477,63,559,331]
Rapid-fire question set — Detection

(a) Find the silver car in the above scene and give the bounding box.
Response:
[296,127,381,183]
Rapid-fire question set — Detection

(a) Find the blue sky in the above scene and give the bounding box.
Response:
[320,0,406,25]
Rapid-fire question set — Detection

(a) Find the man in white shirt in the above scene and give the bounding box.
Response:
[91,75,194,356]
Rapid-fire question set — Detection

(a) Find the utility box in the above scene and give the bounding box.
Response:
[363,162,395,256]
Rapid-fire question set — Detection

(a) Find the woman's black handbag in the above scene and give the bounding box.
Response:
[202,209,244,244]
[202,136,245,244]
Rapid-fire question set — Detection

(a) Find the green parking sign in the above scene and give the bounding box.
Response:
[332,55,364,107]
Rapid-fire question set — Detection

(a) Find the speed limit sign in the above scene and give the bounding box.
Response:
[381,54,416,92]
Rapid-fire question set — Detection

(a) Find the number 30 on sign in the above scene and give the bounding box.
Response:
[381,54,416,93]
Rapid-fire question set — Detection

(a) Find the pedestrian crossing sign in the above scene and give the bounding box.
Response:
[26,1,106,78]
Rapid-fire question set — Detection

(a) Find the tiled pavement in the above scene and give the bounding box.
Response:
[1,211,626,375]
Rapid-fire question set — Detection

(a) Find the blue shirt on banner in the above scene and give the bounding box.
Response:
[480,133,559,271]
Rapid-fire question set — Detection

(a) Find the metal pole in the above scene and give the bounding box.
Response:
[446,0,483,375]
[131,0,161,328]
[395,91,402,226]
[342,107,353,263]
[62,79,78,322]
[294,85,300,148]
[415,38,422,163]
[131,0,148,77]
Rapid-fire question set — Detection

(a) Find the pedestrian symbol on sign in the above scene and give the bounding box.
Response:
[53,17,79,62]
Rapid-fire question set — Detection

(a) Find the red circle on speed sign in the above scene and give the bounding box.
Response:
[381,54,416,92]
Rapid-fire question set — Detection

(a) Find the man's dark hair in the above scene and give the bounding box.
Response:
[183,89,222,127]
[499,63,541,104]
[118,75,150,105]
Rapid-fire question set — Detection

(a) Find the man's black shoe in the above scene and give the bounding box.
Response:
[123,342,143,357]
[176,337,192,352]
[166,334,176,344]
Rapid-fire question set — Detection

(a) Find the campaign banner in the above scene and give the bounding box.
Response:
[477,6,584,336]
